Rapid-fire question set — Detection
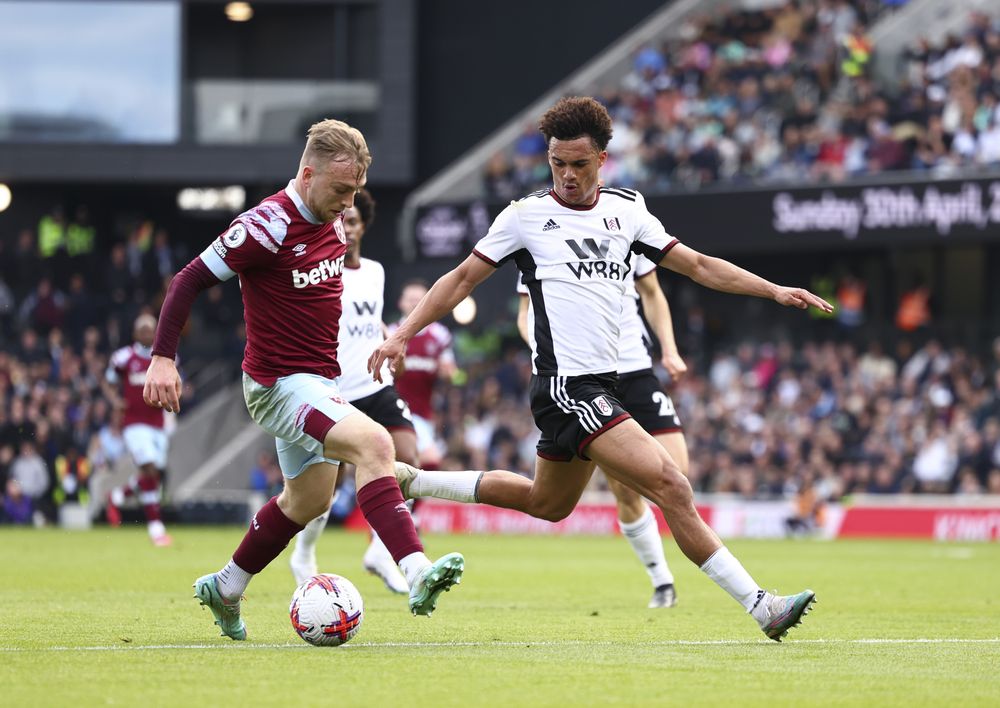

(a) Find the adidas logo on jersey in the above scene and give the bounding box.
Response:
[542,219,560,231]
[292,256,345,289]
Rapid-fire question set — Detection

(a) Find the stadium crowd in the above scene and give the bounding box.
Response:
[484,2,1000,197]
[4,196,1000,528]
[427,335,1000,502]
[0,211,243,524]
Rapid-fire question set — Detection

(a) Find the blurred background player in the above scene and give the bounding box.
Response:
[389,279,457,468]
[289,188,413,594]
[102,313,172,547]
[516,251,689,608]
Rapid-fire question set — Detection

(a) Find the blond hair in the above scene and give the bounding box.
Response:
[302,119,372,174]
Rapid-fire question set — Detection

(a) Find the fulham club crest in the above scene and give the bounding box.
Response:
[603,217,621,231]
[592,395,613,417]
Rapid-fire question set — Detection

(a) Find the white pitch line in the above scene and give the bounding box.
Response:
[1,638,998,653]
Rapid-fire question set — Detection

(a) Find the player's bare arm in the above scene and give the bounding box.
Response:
[368,253,494,382]
[143,355,184,414]
[660,242,834,313]
[516,294,530,345]
[635,271,687,380]
[100,378,126,411]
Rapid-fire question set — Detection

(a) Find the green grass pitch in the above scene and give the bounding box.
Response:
[1,527,998,706]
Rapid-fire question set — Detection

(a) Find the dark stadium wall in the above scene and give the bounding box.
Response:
[415,0,668,180]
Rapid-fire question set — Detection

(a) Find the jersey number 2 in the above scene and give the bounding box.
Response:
[651,391,675,417]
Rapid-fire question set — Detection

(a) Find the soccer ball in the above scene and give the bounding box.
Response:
[289,573,364,647]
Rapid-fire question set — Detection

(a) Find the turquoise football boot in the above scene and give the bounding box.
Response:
[193,573,247,641]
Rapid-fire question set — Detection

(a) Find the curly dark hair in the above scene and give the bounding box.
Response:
[353,188,376,228]
[538,96,613,152]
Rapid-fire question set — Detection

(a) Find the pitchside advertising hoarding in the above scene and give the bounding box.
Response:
[347,498,1000,541]
[414,174,1000,257]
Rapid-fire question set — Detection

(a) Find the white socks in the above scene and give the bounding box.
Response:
[398,552,432,586]
[699,547,763,612]
[147,520,167,540]
[409,470,483,503]
[619,506,673,588]
[217,560,253,600]
[293,509,330,559]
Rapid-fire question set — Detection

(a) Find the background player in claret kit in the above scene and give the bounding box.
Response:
[516,251,689,609]
[143,119,463,641]
[102,314,173,547]
[389,280,457,468]
[371,97,831,641]
[288,188,414,594]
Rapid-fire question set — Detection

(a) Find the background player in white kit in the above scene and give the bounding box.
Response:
[389,281,456,467]
[102,313,173,546]
[144,119,462,641]
[516,251,689,608]
[289,188,414,594]
[371,97,831,641]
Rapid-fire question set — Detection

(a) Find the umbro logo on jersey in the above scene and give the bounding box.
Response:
[293,243,307,257]
[542,219,561,231]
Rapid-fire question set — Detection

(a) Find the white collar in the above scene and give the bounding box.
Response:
[285,180,321,225]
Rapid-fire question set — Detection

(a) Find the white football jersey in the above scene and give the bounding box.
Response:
[516,251,657,375]
[480,187,676,376]
[337,257,391,401]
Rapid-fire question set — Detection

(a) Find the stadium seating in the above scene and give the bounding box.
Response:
[484,4,1000,197]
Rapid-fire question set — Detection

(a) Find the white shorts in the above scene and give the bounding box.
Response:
[412,414,439,457]
[242,372,358,479]
[123,424,169,470]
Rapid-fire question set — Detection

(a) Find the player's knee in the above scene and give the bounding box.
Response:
[279,489,331,522]
[648,459,692,508]
[529,497,575,523]
[357,426,396,470]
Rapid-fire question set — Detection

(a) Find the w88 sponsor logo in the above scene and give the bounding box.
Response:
[292,256,345,289]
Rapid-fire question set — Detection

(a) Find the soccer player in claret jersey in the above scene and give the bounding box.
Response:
[103,314,173,547]
[516,252,688,609]
[371,97,829,641]
[144,119,463,641]
[289,188,414,594]
[389,280,457,468]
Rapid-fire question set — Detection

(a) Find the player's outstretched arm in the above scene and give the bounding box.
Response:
[659,243,833,314]
[143,258,221,413]
[368,253,494,382]
[636,272,687,380]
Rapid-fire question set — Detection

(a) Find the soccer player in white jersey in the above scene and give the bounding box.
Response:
[289,188,413,594]
[516,252,688,608]
[371,97,830,641]
[144,119,463,641]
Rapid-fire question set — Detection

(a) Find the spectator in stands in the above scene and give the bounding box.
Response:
[9,229,41,301]
[248,450,282,498]
[896,276,933,333]
[9,440,49,521]
[18,277,66,336]
[37,206,66,260]
[53,444,90,507]
[105,243,133,313]
[66,205,97,275]
[3,478,33,525]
